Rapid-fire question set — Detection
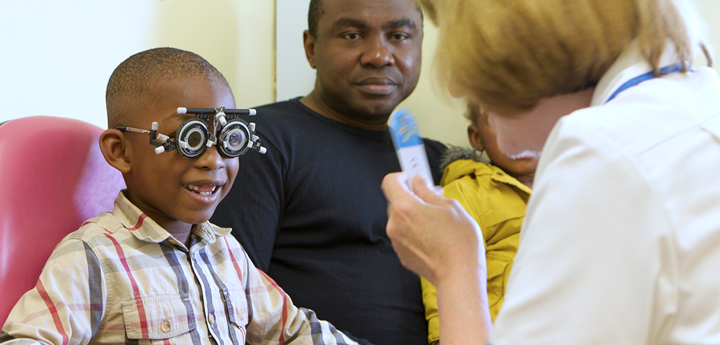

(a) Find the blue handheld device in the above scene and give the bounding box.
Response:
[388,109,433,191]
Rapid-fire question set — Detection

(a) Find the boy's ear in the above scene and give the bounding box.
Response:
[303,30,317,69]
[467,124,484,152]
[99,129,132,174]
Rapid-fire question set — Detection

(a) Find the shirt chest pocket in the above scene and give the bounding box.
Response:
[122,294,196,343]
[225,287,249,330]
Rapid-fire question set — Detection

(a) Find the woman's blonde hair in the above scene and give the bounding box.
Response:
[420,0,707,114]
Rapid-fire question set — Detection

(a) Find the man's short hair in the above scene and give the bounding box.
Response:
[307,0,423,38]
[307,0,324,38]
[420,0,705,114]
[106,47,230,128]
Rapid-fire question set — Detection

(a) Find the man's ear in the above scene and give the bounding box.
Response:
[303,30,317,69]
[99,129,132,174]
[467,124,484,152]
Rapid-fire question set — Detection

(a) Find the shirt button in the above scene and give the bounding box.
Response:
[160,320,171,333]
[208,314,215,325]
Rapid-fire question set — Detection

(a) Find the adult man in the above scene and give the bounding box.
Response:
[211,0,444,344]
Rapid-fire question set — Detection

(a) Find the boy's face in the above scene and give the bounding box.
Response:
[469,107,538,178]
[479,88,595,159]
[122,79,238,230]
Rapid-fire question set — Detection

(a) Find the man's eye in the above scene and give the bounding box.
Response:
[343,33,361,40]
[391,33,410,40]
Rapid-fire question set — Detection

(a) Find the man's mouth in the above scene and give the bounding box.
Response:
[355,76,401,95]
[182,183,221,196]
[357,83,398,95]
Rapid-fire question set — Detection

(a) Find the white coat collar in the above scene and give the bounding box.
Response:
[591,41,686,107]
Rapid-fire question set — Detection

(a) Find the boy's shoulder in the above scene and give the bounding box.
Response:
[39,210,130,274]
[62,210,127,244]
[440,156,529,232]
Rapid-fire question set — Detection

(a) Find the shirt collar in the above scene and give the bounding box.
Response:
[591,39,700,106]
[112,190,232,248]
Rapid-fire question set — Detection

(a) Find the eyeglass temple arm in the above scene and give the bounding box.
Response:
[116,123,169,147]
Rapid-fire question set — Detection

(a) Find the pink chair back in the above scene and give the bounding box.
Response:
[0,116,125,323]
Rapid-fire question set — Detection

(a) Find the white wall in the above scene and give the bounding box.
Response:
[0,0,274,129]
[276,0,314,102]
[1,0,718,146]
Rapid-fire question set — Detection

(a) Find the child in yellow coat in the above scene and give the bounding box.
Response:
[422,104,538,344]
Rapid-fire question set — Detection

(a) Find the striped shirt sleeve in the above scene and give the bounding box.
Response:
[243,261,357,344]
[1,239,106,345]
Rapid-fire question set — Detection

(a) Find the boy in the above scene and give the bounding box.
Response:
[0,47,359,345]
[421,104,537,344]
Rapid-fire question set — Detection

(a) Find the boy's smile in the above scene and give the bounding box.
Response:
[181,180,225,201]
[182,183,221,196]
[121,78,239,241]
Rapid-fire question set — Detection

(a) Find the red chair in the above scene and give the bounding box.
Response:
[0,116,125,323]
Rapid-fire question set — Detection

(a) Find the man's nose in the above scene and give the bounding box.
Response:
[361,35,395,67]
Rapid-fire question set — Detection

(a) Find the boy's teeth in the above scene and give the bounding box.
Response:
[185,184,219,195]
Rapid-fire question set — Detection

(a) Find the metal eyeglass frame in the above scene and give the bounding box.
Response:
[117,107,267,158]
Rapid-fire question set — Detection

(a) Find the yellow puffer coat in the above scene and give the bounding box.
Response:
[422,155,531,345]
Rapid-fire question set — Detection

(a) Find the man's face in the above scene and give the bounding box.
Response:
[306,0,423,121]
[122,79,239,229]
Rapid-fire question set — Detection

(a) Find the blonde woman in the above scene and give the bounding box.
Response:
[382,0,720,344]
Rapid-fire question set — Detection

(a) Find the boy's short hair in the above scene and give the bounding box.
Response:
[419,0,706,114]
[464,102,479,126]
[106,47,231,128]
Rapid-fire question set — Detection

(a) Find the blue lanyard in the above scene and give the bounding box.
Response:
[605,62,685,103]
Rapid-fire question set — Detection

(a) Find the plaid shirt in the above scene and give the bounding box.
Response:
[1,192,356,345]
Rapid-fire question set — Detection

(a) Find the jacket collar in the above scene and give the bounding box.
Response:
[441,147,532,195]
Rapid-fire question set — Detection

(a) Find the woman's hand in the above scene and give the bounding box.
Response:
[381,172,484,286]
[382,172,493,344]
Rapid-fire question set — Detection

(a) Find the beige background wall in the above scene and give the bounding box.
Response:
[1,0,718,147]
